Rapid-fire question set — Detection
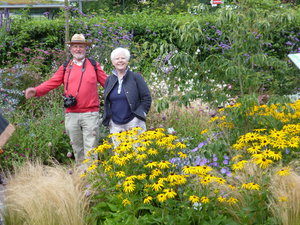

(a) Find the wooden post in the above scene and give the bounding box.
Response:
[64,0,70,60]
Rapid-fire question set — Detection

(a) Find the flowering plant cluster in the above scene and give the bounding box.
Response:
[83,127,250,224]
[203,98,300,224]
[81,97,300,224]
[213,99,300,168]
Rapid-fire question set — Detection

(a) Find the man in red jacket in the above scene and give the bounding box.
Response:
[25,34,107,170]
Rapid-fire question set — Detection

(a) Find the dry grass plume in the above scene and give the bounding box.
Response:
[2,161,90,225]
[269,170,300,225]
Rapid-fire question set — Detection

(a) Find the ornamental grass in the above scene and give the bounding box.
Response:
[269,170,300,225]
[2,161,90,225]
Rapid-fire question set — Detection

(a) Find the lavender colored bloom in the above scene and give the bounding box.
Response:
[286,41,293,46]
[169,157,179,164]
[255,34,262,39]
[285,149,290,154]
[226,172,232,177]
[266,43,272,47]
[223,159,229,165]
[190,147,199,152]
[85,191,91,197]
[219,42,231,50]
[0,12,3,28]
[210,162,219,167]
[216,30,222,35]
[192,156,202,165]
[199,158,209,166]
[198,141,207,148]
[220,168,227,174]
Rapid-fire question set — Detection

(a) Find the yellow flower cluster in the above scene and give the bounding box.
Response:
[86,128,194,205]
[217,196,239,205]
[206,99,300,210]
[241,182,260,190]
[86,127,242,209]
[249,100,300,123]
[228,101,300,173]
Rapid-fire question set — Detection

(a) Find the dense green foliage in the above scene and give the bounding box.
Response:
[0,0,300,172]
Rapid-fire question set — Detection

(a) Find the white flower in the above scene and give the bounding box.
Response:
[167,127,176,134]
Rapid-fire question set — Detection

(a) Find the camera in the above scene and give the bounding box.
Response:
[63,95,77,108]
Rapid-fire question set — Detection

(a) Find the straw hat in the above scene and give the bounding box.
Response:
[66,34,92,46]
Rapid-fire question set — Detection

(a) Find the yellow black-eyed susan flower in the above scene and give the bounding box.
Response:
[189,195,200,203]
[143,196,153,204]
[152,181,164,192]
[163,189,177,199]
[122,198,131,206]
[276,167,290,176]
[157,193,167,203]
[227,197,238,205]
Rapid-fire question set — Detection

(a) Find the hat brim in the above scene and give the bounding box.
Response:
[66,41,92,46]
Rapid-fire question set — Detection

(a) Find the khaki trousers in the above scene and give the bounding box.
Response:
[65,112,99,167]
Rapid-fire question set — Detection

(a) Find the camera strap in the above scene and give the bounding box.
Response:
[64,59,86,98]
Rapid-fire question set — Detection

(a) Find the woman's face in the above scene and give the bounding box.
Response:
[112,52,129,73]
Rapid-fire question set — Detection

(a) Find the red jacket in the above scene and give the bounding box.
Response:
[35,59,107,113]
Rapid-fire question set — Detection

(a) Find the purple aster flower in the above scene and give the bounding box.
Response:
[198,141,208,148]
[216,30,222,35]
[285,149,290,154]
[211,162,219,167]
[191,147,199,152]
[220,168,227,174]
[169,157,179,164]
[226,171,232,177]
[223,159,229,165]
[199,158,209,166]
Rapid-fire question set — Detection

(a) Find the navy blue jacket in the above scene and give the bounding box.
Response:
[102,70,152,127]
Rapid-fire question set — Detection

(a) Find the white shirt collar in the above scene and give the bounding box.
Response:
[73,58,85,66]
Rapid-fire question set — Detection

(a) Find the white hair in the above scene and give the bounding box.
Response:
[110,47,130,61]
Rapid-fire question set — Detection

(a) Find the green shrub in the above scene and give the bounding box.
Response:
[0,98,72,170]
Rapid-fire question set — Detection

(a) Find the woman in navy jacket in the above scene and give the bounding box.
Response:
[102,47,152,134]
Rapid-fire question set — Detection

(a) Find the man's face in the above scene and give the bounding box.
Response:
[70,44,87,61]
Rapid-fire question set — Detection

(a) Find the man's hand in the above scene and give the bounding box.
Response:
[25,87,36,99]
